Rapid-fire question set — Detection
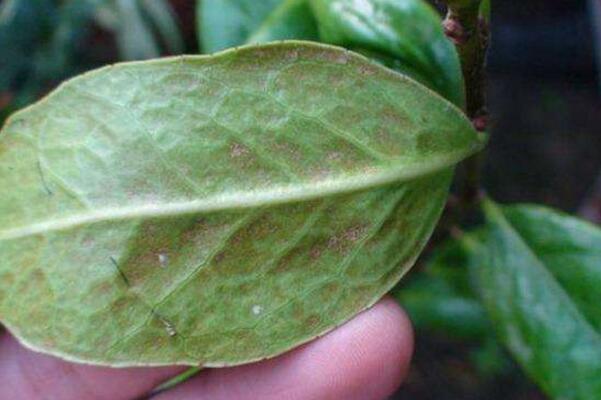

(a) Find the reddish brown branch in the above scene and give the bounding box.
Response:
[441,0,490,209]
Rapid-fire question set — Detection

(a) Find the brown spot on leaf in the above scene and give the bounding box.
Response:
[0,272,14,287]
[291,302,305,320]
[327,224,368,253]
[323,282,340,295]
[273,141,301,162]
[273,251,295,273]
[213,252,226,264]
[285,49,299,61]
[237,282,252,295]
[358,64,376,76]
[309,246,322,260]
[327,151,342,161]
[230,142,249,158]
[246,215,277,239]
[304,315,321,328]
[29,269,46,285]
[91,281,114,297]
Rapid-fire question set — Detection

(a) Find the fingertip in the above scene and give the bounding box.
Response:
[0,333,185,400]
[157,296,414,400]
[373,296,415,385]
[299,296,414,400]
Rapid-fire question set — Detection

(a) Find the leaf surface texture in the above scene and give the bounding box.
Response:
[0,42,482,366]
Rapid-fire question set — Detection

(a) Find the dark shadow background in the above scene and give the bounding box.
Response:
[485,0,600,212]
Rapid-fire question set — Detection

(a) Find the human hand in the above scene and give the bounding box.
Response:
[0,297,412,400]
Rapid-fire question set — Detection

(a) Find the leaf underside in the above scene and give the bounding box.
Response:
[0,42,481,367]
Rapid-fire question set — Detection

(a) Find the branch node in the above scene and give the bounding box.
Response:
[472,108,489,132]
[443,16,469,45]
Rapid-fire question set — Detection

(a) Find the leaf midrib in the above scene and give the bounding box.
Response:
[0,152,473,241]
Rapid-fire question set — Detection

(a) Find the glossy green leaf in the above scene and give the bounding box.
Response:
[198,0,318,53]
[0,42,483,367]
[396,276,488,340]
[245,0,319,45]
[395,237,510,377]
[310,0,465,106]
[95,0,184,61]
[349,47,435,94]
[198,0,464,106]
[396,238,488,340]
[466,200,601,399]
[198,0,282,52]
[117,0,162,59]
[138,0,184,55]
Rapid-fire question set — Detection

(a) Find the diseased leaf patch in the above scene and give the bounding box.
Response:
[0,42,483,367]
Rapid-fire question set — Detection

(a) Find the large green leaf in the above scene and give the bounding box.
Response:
[245,0,319,45]
[310,0,465,106]
[198,0,283,52]
[138,0,184,55]
[467,200,601,399]
[198,0,318,53]
[0,42,483,367]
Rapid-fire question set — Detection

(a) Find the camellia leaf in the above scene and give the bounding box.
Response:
[198,0,283,52]
[309,0,465,106]
[466,200,601,399]
[0,42,483,367]
[245,0,319,45]
[138,0,185,55]
[395,238,489,340]
[198,0,318,53]
[348,46,437,96]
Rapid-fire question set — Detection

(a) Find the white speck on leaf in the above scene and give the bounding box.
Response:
[158,253,169,267]
[252,305,263,315]
[230,142,248,158]
[162,319,177,337]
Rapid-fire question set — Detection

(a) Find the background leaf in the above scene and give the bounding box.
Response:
[198,0,318,51]
[113,0,162,60]
[97,0,183,61]
[199,0,291,52]
[309,0,465,106]
[394,238,489,340]
[466,200,601,399]
[0,42,482,367]
[138,0,184,55]
[245,0,319,45]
